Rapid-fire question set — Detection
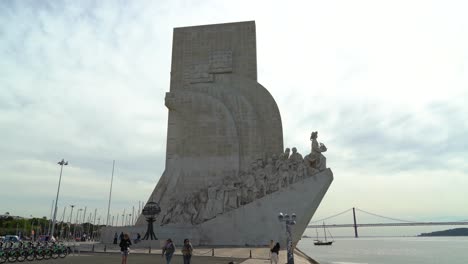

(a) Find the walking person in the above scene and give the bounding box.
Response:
[162,238,176,264]
[269,239,274,264]
[119,233,132,264]
[270,242,280,264]
[181,238,193,264]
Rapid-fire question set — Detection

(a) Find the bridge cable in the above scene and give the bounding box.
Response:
[309,208,353,224]
[355,208,418,223]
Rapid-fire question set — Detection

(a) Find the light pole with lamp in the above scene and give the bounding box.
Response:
[278,212,297,264]
[74,208,83,241]
[95,217,101,240]
[50,159,68,239]
[68,205,75,240]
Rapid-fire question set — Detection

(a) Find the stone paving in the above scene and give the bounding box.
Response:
[34,247,314,264]
[38,253,246,264]
[55,242,316,264]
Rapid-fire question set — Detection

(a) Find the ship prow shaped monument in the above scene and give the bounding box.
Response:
[104,21,333,246]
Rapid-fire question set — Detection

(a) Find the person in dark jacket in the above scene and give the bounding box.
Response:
[181,238,193,264]
[270,242,280,264]
[162,238,175,264]
[119,233,132,264]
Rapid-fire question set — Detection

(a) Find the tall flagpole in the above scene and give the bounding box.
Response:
[106,160,115,226]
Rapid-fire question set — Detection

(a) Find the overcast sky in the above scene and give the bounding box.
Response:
[1,0,467,231]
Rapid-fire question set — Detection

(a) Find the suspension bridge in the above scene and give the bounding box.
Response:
[307,207,468,237]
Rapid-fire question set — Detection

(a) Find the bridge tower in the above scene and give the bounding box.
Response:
[353,207,358,238]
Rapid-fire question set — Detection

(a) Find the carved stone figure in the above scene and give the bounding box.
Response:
[183,194,198,224]
[289,147,304,183]
[205,183,219,217]
[215,188,225,214]
[238,171,249,206]
[161,198,177,225]
[170,200,185,224]
[264,157,278,194]
[279,148,291,160]
[254,159,267,198]
[296,160,307,181]
[194,189,210,224]
[305,131,327,172]
[276,153,290,188]
[223,176,239,211]
[289,147,303,169]
[245,163,258,203]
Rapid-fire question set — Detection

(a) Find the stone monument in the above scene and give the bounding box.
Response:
[102,21,333,246]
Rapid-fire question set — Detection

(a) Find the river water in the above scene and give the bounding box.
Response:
[297,236,468,264]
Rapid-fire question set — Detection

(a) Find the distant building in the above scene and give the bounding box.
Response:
[0,213,24,219]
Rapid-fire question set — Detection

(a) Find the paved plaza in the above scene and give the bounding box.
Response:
[38,253,246,264]
[34,246,316,264]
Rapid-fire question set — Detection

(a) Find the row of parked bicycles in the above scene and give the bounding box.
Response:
[0,241,71,263]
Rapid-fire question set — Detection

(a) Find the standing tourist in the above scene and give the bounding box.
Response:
[181,238,193,264]
[270,242,280,264]
[119,233,132,264]
[162,238,176,264]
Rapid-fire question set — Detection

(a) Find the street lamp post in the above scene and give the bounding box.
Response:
[68,205,75,240]
[96,217,101,240]
[278,212,297,264]
[74,208,83,240]
[51,159,68,239]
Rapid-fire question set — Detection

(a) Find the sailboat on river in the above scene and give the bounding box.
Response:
[314,222,334,246]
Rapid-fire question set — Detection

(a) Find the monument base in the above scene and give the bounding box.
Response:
[101,168,333,246]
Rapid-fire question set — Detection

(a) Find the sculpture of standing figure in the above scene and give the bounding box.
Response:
[264,157,278,194]
[279,148,291,160]
[305,131,327,172]
[289,147,304,182]
[277,149,290,188]
[254,159,267,198]
[223,176,239,211]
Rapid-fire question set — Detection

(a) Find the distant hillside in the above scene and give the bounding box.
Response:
[418,228,468,236]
